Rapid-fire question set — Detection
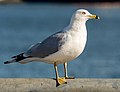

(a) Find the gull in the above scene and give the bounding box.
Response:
[4,9,99,86]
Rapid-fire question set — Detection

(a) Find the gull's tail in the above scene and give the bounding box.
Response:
[4,53,29,64]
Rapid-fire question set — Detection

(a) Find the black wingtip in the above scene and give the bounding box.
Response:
[4,61,10,64]
[12,53,24,58]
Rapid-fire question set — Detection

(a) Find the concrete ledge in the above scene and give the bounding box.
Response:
[0,78,120,92]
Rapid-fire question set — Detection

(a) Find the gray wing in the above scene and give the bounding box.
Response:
[25,32,67,58]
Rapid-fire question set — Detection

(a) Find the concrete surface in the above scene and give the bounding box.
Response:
[0,78,120,92]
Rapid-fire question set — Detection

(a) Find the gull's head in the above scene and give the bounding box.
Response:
[74,9,100,21]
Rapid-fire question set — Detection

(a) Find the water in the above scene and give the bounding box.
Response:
[0,4,120,78]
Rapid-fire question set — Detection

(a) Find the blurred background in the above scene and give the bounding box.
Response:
[0,0,120,78]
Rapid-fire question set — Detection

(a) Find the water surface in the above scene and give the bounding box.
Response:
[0,4,120,78]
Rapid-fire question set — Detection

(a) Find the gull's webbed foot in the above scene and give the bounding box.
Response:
[56,77,67,87]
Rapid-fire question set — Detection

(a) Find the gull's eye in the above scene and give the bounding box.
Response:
[81,12,86,15]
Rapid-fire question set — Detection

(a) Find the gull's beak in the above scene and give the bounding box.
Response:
[88,14,100,19]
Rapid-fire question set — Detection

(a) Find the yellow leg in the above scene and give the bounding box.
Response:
[54,62,67,86]
[64,62,75,79]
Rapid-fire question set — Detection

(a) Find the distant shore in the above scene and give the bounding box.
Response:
[0,0,120,8]
[0,0,21,3]
[72,2,120,8]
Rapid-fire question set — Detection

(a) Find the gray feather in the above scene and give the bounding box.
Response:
[25,31,67,58]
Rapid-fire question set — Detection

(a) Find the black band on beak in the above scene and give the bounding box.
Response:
[95,16,100,19]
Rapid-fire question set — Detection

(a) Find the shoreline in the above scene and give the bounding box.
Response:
[0,0,120,8]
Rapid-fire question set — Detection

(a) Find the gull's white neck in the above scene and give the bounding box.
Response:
[66,14,88,40]
[65,13,88,49]
[69,13,87,32]
[70,19,86,32]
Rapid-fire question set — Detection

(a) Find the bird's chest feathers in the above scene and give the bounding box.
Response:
[61,31,87,58]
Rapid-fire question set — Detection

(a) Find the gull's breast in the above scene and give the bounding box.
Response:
[62,33,87,60]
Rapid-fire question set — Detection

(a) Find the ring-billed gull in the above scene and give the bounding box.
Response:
[4,9,99,86]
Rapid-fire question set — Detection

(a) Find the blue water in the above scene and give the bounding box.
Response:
[0,4,120,78]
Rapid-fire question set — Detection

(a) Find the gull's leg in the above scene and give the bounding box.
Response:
[64,62,74,79]
[64,62,68,78]
[54,62,67,86]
